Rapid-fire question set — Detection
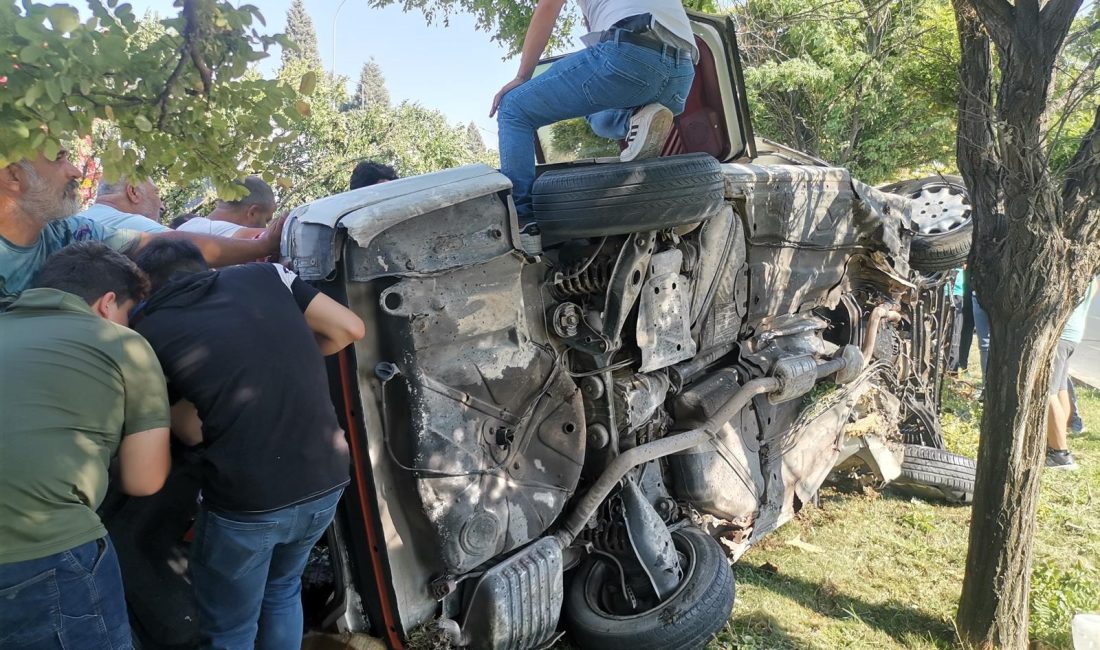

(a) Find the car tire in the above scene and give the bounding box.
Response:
[531,153,725,241]
[891,444,976,504]
[564,525,734,650]
[890,176,973,272]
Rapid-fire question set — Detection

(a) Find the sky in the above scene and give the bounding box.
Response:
[113,0,555,149]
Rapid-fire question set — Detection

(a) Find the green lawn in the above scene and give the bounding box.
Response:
[715,373,1100,649]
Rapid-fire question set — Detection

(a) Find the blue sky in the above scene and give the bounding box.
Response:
[116,1,561,149]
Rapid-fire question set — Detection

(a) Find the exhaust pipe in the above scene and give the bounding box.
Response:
[554,343,865,548]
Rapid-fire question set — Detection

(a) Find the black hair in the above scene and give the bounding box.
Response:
[218,175,275,208]
[349,161,398,190]
[33,241,150,305]
[133,239,210,293]
[169,212,199,230]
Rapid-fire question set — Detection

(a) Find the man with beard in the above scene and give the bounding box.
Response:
[0,151,284,305]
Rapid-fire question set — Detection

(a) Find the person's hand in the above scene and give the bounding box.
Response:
[490,77,529,118]
[262,211,288,255]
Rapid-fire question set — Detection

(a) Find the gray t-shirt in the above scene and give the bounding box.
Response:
[81,203,168,233]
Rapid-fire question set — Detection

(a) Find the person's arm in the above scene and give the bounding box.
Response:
[232,227,266,239]
[303,292,367,355]
[136,213,285,267]
[117,331,173,496]
[489,0,568,117]
[271,264,366,355]
[117,427,171,496]
[170,399,204,447]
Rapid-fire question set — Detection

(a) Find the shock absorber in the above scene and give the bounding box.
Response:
[552,257,614,298]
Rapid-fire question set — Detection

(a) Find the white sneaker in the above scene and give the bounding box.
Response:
[620,104,674,162]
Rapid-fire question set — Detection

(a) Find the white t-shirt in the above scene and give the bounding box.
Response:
[81,203,168,233]
[577,0,698,60]
[176,216,244,238]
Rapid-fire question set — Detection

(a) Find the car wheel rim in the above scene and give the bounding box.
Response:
[909,183,972,236]
[582,530,697,620]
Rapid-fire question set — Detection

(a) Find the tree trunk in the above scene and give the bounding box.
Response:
[952,0,1097,647]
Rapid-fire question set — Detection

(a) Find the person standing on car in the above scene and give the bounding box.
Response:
[0,242,171,649]
[131,240,365,650]
[490,0,698,218]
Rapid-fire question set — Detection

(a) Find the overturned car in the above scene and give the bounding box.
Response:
[108,10,976,650]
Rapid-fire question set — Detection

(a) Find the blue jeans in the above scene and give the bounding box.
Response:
[497,33,695,217]
[0,537,132,649]
[190,488,343,650]
[972,295,991,376]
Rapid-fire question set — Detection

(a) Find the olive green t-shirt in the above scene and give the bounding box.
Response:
[0,288,170,564]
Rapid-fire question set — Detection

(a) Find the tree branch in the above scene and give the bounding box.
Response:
[970,0,1015,46]
[1040,0,1086,48]
[1062,103,1100,234]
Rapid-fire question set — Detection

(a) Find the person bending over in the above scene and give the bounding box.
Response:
[0,242,171,649]
[132,240,365,650]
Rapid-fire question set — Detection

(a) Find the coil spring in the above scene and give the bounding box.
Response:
[553,257,613,298]
[577,520,630,553]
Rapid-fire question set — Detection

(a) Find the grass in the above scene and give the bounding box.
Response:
[715,366,1100,650]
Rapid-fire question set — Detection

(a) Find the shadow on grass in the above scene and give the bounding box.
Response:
[731,563,958,649]
[715,611,806,649]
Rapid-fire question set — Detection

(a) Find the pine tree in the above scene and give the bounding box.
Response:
[354,58,390,109]
[466,122,485,155]
[282,0,322,71]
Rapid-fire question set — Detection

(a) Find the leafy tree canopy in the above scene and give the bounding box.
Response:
[0,0,311,199]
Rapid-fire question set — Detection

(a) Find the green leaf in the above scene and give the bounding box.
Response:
[294,100,311,117]
[21,83,43,108]
[20,44,46,63]
[44,78,61,103]
[46,5,81,34]
[298,70,317,96]
[42,138,60,161]
[133,115,153,132]
[14,19,42,41]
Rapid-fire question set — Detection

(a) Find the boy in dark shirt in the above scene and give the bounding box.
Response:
[132,240,365,649]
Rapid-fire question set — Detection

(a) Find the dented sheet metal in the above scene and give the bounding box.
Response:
[284,164,511,279]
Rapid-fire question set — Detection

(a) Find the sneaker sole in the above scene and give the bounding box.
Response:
[1046,463,1079,471]
[621,109,674,162]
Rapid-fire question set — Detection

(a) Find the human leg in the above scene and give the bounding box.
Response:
[497,41,693,216]
[1067,377,1085,434]
[189,507,282,649]
[0,537,132,650]
[972,295,991,377]
[255,489,343,650]
[958,281,975,370]
[1046,341,1078,470]
[949,295,964,372]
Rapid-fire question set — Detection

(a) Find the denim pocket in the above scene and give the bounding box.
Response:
[61,539,105,576]
[0,569,64,648]
[304,500,340,541]
[582,44,663,109]
[194,511,278,580]
[59,613,111,650]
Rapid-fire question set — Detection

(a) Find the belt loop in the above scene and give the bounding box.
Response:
[614,28,624,45]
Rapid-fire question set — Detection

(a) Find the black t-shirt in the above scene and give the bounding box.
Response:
[135,263,349,512]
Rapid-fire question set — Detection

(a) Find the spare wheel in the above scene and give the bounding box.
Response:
[531,153,725,241]
[564,525,734,650]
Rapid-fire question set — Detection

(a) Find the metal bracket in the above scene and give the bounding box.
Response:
[601,231,657,356]
[620,475,683,600]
